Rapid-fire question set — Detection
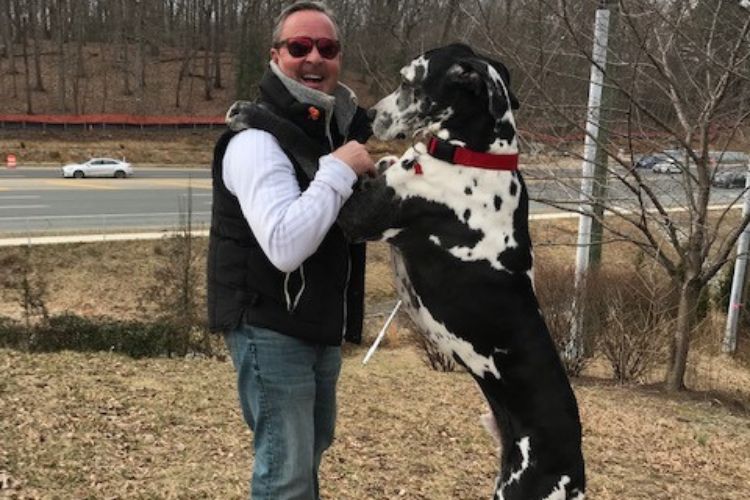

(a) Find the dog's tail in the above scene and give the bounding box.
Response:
[480,411,502,445]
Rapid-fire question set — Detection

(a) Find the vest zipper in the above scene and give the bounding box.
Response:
[284,264,306,313]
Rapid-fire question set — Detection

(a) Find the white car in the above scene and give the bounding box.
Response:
[652,158,682,174]
[61,158,134,178]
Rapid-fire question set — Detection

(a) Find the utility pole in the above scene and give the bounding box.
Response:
[723,161,750,354]
[567,0,611,361]
[588,3,619,266]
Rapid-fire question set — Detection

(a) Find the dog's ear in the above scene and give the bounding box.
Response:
[448,58,519,116]
[486,59,520,111]
[446,62,485,96]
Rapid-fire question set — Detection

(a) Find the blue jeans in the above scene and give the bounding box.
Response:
[224,323,342,500]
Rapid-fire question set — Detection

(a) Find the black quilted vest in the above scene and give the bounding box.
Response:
[207,70,371,345]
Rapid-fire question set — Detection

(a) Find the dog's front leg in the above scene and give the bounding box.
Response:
[225,100,255,131]
[337,173,401,243]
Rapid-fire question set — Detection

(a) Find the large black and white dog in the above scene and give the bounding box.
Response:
[227,43,584,500]
[340,44,585,500]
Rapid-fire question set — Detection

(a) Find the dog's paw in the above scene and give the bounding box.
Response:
[375,155,399,174]
[225,100,255,131]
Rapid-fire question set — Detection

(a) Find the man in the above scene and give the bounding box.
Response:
[207,2,375,499]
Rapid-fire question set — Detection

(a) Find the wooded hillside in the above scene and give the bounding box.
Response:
[1,0,748,137]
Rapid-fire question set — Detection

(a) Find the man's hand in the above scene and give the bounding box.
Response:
[332,141,377,177]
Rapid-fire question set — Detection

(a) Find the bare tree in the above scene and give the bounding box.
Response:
[117,0,132,96]
[201,0,213,101]
[20,13,32,113]
[28,0,44,92]
[212,0,223,89]
[468,0,750,392]
[71,0,87,114]
[4,0,19,98]
[53,0,66,110]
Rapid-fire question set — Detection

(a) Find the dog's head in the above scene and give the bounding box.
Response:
[370,44,519,153]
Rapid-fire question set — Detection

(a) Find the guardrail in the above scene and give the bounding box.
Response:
[0,113,225,130]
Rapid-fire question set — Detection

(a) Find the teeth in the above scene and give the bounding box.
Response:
[303,74,323,81]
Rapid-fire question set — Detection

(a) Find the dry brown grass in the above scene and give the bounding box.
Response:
[2,237,750,498]
[1,345,750,499]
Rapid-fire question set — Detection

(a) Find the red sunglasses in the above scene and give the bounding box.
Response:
[274,37,341,59]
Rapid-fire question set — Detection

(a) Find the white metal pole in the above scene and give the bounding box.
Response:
[575,3,610,287]
[723,163,750,353]
[568,2,610,359]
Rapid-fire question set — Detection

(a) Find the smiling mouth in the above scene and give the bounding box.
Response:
[302,74,324,84]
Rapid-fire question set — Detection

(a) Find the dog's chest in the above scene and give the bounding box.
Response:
[384,147,525,272]
[383,149,530,379]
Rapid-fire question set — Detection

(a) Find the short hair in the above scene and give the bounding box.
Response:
[271,2,340,45]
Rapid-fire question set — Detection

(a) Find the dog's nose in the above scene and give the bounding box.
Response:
[366,108,377,122]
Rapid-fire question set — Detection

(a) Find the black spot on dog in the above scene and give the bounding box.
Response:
[463,209,471,221]
[510,181,518,197]
[473,178,479,187]
[494,196,503,211]
[495,121,516,143]
[402,158,416,170]
[465,187,473,195]
[380,113,394,131]
[504,235,510,244]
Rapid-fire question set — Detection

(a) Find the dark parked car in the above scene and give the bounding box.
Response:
[712,170,747,189]
[634,154,665,169]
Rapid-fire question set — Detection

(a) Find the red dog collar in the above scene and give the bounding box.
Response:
[427,137,519,171]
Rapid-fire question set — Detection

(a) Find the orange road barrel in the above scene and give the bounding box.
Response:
[6,154,16,169]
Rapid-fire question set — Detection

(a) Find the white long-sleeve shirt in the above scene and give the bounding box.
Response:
[222,128,358,273]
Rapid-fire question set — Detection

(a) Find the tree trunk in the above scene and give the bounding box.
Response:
[55,0,66,111]
[21,17,33,114]
[136,0,146,91]
[212,0,223,89]
[665,280,701,392]
[119,0,131,96]
[30,0,45,91]
[40,0,49,39]
[202,5,212,101]
[4,0,18,98]
[72,0,85,114]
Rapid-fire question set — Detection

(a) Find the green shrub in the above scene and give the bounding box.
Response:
[0,316,24,348]
[0,313,216,358]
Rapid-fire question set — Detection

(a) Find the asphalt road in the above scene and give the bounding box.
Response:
[0,166,745,236]
[0,167,212,235]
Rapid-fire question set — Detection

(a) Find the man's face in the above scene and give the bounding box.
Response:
[271,10,341,95]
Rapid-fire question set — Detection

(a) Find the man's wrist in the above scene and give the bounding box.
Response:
[318,154,358,195]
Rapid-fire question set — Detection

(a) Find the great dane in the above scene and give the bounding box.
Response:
[340,44,585,500]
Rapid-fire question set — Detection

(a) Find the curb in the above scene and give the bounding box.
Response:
[0,230,210,247]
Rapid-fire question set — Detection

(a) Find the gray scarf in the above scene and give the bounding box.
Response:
[270,61,359,148]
